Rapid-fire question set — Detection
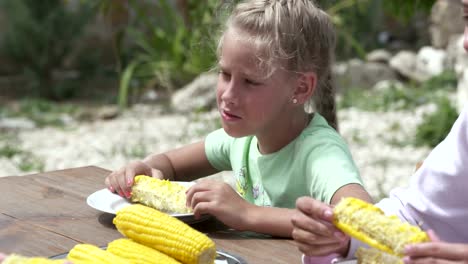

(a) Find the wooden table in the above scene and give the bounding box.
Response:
[0,166,302,263]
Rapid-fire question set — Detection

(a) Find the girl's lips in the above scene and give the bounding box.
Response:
[221,110,241,121]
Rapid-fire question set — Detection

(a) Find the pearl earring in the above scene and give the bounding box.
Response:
[292,98,298,104]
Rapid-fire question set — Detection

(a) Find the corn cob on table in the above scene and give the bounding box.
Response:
[0,166,302,263]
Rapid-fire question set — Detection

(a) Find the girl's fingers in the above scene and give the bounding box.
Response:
[291,210,342,238]
[185,181,217,201]
[296,197,334,221]
[405,242,468,260]
[403,256,455,264]
[292,227,347,246]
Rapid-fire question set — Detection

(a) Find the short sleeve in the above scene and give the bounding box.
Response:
[204,129,233,171]
[308,142,363,204]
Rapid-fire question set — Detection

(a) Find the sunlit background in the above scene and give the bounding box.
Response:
[0,0,464,200]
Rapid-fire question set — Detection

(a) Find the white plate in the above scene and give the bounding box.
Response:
[87,182,207,222]
[50,248,247,263]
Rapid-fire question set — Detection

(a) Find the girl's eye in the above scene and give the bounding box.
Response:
[218,70,231,79]
[245,79,261,86]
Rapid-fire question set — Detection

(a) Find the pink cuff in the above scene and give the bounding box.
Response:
[302,253,340,264]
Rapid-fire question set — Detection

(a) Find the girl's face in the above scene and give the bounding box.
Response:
[216,29,296,138]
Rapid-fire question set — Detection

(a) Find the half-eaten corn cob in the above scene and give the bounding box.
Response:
[107,238,181,264]
[333,197,429,256]
[1,255,66,264]
[114,204,216,264]
[355,247,403,264]
[131,175,191,214]
[67,244,127,264]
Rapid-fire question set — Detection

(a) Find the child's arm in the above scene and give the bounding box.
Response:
[105,141,219,198]
[186,179,297,237]
[292,183,372,258]
[186,181,370,238]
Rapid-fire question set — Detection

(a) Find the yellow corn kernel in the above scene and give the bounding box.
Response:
[67,244,127,264]
[355,247,402,264]
[2,254,66,264]
[107,238,181,264]
[114,204,216,264]
[333,197,429,256]
[131,175,191,214]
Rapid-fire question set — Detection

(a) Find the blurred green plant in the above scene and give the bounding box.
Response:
[321,0,436,59]
[0,0,95,100]
[2,98,79,127]
[0,133,44,172]
[114,0,436,108]
[117,0,228,108]
[415,97,458,148]
[339,71,457,111]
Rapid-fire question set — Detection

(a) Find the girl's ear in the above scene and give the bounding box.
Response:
[293,72,317,104]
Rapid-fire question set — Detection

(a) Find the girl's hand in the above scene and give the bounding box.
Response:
[105,160,163,198]
[186,180,250,230]
[403,230,468,264]
[291,196,349,257]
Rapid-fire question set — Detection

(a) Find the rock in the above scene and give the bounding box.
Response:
[366,49,392,64]
[171,72,218,113]
[0,117,36,131]
[334,59,397,91]
[97,106,120,120]
[430,0,463,49]
[389,50,418,80]
[415,46,447,78]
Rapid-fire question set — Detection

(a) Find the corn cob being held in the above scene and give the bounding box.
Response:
[333,197,429,256]
[107,238,181,264]
[1,255,66,264]
[131,175,191,214]
[114,204,216,264]
[67,244,127,264]
[355,247,403,264]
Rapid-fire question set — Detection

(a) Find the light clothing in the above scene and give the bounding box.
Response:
[205,113,363,208]
[303,105,468,264]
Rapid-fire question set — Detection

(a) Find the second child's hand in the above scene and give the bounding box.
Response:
[291,197,349,257]
[185,180,251,230]
[403,230,468,264]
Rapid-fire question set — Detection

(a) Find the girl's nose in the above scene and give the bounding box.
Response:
[220,80,238,105]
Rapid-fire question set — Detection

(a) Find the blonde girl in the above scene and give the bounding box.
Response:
[106,0,371,237]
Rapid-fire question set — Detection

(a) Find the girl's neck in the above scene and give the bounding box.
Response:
[256,112,311,154]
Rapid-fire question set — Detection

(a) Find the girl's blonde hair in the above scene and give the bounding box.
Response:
[218,0,337,129]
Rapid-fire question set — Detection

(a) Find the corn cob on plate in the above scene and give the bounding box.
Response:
[49,247,248,264]
[86,177,210,223]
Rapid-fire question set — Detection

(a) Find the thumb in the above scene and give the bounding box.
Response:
[296,196,334,222]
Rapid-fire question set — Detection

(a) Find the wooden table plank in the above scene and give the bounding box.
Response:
[0,214,77,256]
[0,166,303,263]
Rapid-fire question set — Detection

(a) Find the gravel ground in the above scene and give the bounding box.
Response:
[0,103,434,199]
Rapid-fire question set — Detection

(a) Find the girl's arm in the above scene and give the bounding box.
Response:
[106,140,219,197]
[330,183,373,205]
[143,141,219,182]
[242,183,372,237]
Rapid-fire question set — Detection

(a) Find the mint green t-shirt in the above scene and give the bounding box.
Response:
[204,113,363,208]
